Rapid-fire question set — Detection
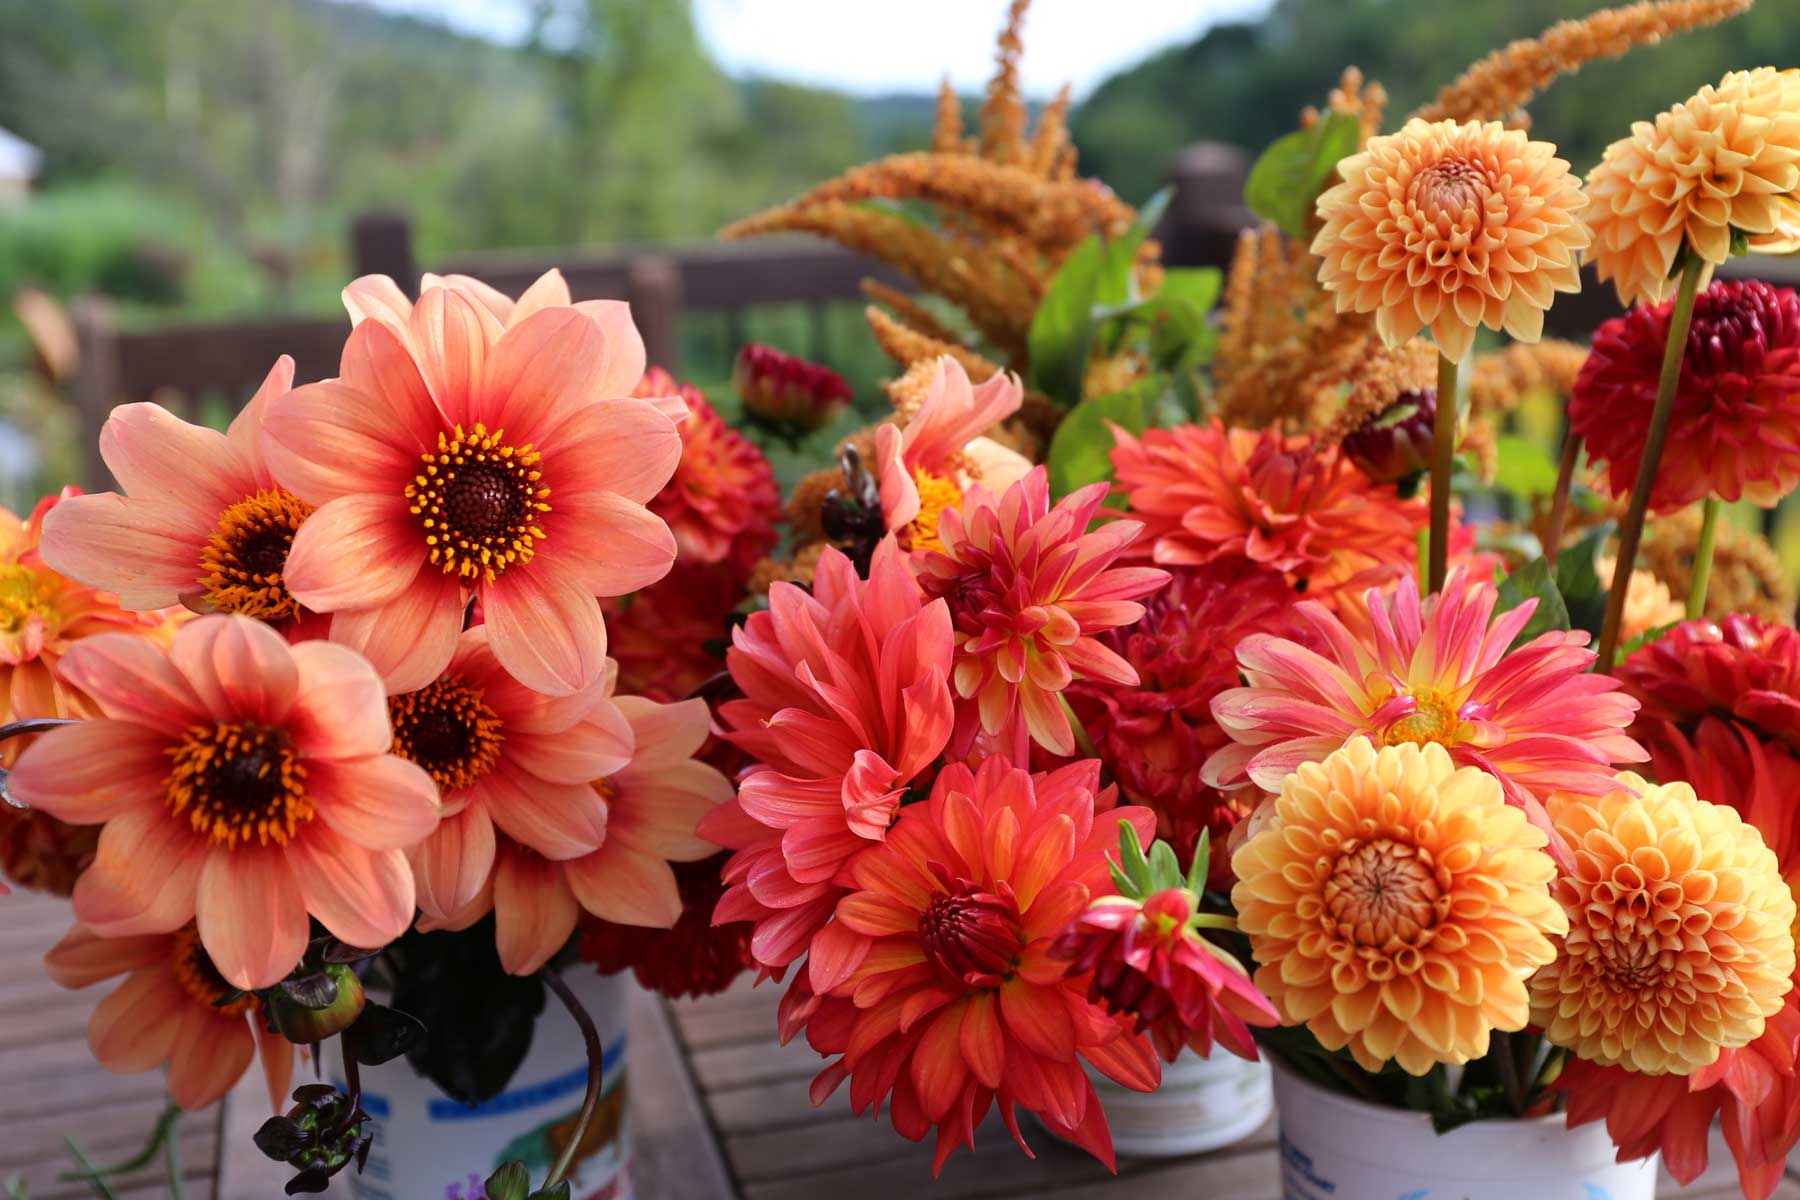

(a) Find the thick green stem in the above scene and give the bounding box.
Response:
[1687,496,1721,619]
[1543,435,1582,568]
[1428,352,1460,593]
[542,970,604,1192]
[1596,255,1705,670]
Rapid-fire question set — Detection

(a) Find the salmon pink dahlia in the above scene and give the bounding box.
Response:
[8,615,440,988]
[799,757,1161,1174]
[1206,568,1646,861]
[913,468,1167,758]
[262,271,680,695]
[701,539,954,973]
[46,922,294,1112]
[1110,421,1424,608]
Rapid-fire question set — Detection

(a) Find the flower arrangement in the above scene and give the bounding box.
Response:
[10,2,1800,1198]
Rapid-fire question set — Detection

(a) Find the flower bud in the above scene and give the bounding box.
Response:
[1342,389,1437,485]
[733,343,852,434]
[267,963,366,1043]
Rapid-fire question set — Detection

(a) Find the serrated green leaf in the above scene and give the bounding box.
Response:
[1495,557,1570,649]
[1491,434,1561,497]
[1147,839,1183,891]
[1244,112,1362,239]
[1156,267,1222,313]
[1045,382,1155,500]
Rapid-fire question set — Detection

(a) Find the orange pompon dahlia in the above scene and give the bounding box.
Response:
[1110,421,1425,608]
[701,539,954,973]
[874,356,1031,555]
[263,271,680,696]
[913,468,1167,758]
[1531,773,1796,1076]
[1572,280,1800,514]
[8,615,440,989]
[46,922,293,1112]
[1586,68,1800,308]
[632,366,780,584]
[1206,568,1645,862]
[39,361,324,638]
[1312,117,1589,363]
[799,757,1161,1174]
[1230,738,1567,1075]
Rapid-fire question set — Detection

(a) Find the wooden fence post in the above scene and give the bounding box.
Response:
[627,254,683,375]
[70,296,120,492]
[1159,141,1252,269]
[350,210,417,296]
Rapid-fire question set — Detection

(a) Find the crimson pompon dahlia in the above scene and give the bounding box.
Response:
[579,853,754,999]
[1616,613,1800,746]
[1205,567,1645,863]
[733,342,853,435]
[912,467,1167,759]
[699,538,954,973]
[798,757,1161,1174]
[261,270,681,695]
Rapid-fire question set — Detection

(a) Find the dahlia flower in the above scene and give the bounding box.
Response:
[579,853,753,999]
[0,805,97,896]
[874,356,1031,555]
[8,615,440,988]
[1587,68,1800,308]
[600,569,737,704]
[799,757,1161,1174]
[913,468,1166,758]
[701,540,954,972]
[1110,421,1425,608]
[632,366,780,583]
[263,271,680,695]
[733,342,853,434]
[1206,567,1646,860]
[1617,613,1800,746]
[1312,117,1589,363]
[46,922,294,1112]
[416,677,731,975]
[1531,773,1796,1075]
[1340,389,1437,485]
[1230,738,1567,1075]
[1571,280,1800,513]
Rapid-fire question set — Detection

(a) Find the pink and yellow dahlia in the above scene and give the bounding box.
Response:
[799,757,1161,1174]
[1110,421,1425,609]
[913,468,1167,758]
[9,615,440,988]
[262,271,680,695]
[1205,568,1646,860]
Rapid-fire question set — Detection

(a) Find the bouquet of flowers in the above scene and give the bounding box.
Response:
[7,0,1800,1197]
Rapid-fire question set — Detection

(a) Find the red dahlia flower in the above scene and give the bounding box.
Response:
[1615,613,1800,747]
[579,853,753,999]
[733,343,853,434]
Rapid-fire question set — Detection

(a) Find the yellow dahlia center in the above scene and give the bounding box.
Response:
[900,466,963,556]
[1385,687,1460,748]
[0,564,57,637]
[407,423,551,583]
[200,488,315,622]
[164,722,312,849]
[1323,838,1444,947]
[389,675,505,794]
[171,925,254,1015]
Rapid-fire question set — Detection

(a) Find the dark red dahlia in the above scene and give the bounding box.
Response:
[731,343,852,435]
[579,854,754,999]
[1570,279,1800,513]
[1341,389,1436,485]
[1616,613,1800,749]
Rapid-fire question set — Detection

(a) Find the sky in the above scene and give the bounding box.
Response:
[359,0,1275,98]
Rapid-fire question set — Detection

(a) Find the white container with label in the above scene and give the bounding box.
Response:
[1089,1047,1272,1157]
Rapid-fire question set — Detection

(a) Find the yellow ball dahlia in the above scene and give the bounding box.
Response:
[1530,774,1797,1075]
[1586,67,1800,308]
[1312,117,1590,363]
[1229,738,1567,1075]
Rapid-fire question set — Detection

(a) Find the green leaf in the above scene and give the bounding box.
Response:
[1027,235,1105,407]
[1147,838,1183,891]
[1156,267,1222,313]
[1244,112,1362,240]
[1553,522,1615,640]
[1186,832,1212,892]
[1491,434,1561,497]
[1045,381,1154,499]
[1096,187,1169,307]
[1117,821,1152,897]
[1620,620,1681,659]
[1495,557,1570,649]
[484,1163,531,1200]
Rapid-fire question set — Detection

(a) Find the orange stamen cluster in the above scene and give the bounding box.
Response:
[900,466,965,557]
[406,423,550,584]
[0,564,57,635]
[388,674,505,793]
[171,925,254,1015]
[199,488,315,622]
[164,722,311,849]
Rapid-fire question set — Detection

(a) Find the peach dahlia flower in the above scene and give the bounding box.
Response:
[9,615,439,988]
[1230,738,1567,1075]
[1312,117,1589,363]
[263,271,680,696]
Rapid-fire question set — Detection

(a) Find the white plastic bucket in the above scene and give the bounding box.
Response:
[1270,1059,1658,1200]
[1088,1047,1272,1157]
[346,970,632,1200]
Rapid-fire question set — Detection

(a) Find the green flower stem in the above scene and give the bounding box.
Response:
[60,1141,119,1200]
[1428,351,1460,593]
[542,970,604,1192]
[1061,694,1099,759]
[1596,253,1705,670]
[60,1100,179,1185]
[1542,435,1582,568]
[1687,496,1721,619]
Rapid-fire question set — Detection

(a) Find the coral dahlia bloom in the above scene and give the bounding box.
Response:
[1207,568,1645,860]
[39,361,323,636]
[1110,421,1425,608]
[913,468,1167,757]
[875,356,1032,555]
[8,615,440,988]
[701,540,954,972]
[1586,68,1800,308]
[263,271,680,695]
[1530,774,1796,1075]
[46,922,293,1112]
[800,758,1161,1174]
[1312,117,1589,363]
[1617,613,1800,747]
[1230,738,1567,1075]
[1572,280,1800,513]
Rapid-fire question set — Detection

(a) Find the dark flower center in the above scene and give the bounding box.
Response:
[407,423,551,583]
[165,722,312,849]
[200,488,315,622]
[388,674,505,793]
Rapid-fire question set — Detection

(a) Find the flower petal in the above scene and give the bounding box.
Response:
[323,569,465,696]
[9,719,169,824]
[291,828,417,953]
[562,837,681,926]
[410,804,497,919]
[493,845,581,975]
[311,754,441,850]
[282,494,426,612]
[287,639,395,759]
[196,846,309,989]
[72,809,205,935]
[38,492,207,609]
[482,767,607,860]
[55,633,208,736]
[482,570,608,697]
[171,615,300,725]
